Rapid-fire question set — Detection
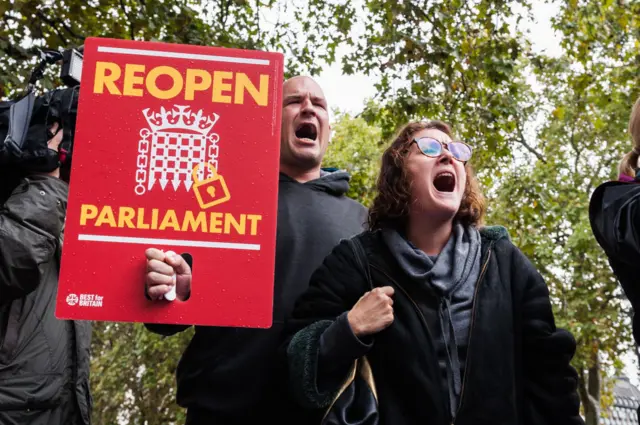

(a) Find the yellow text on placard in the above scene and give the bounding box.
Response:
[93,62,270,106]
[79,204,263,236]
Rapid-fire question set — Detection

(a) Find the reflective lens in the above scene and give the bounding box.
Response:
[415,137,472,162]
[448,142,472,162]
[416,138,442,156]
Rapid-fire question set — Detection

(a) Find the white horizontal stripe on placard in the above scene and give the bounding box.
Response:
[97,46,270,66]
[78,234,260,251]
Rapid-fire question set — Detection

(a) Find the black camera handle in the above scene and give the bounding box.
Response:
[28,49,63,88]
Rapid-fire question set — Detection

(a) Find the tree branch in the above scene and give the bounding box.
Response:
[0,35,32,60]
[587,156,616,194]
[586,163,606,194]
[119,0,136,40]
[515,119,547,163]
[58,18,84,42]
[220,0,230,28]
[578,368,600,425]
[411,4,444,37]
[568,109,582,174]
[587,354,601,425]
[36,11,69,45]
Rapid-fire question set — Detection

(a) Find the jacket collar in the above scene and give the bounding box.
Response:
[479,225,510,242]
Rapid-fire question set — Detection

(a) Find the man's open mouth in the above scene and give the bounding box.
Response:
[295,122,318,142]
[433,171,455,192]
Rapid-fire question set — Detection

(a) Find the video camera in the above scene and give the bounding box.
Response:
[0,47,83,182]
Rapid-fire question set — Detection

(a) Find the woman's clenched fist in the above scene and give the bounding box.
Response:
[347,286,395,338]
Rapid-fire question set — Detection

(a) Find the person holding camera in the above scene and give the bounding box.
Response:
[0,123,92,425]
[589,95,640,345]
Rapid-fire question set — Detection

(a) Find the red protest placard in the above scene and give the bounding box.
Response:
[56,37,283,328]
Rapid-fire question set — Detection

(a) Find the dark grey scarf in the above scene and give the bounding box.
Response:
[382,223,481,419]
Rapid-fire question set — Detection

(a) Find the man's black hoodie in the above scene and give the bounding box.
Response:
[146,170,367,425]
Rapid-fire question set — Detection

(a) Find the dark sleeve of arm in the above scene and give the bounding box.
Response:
[590,185,640,333]
[593,184,640,259]
[514,247,585,425]
[615,189,640,256]
[317,311,372,392]
[284,239,369,409]
[0,175,67,303]
[144,323,191,336]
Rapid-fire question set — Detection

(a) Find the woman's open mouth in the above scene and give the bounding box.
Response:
[433,171,455,192]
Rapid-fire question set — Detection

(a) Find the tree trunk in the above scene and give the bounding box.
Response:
[579,354,601,425]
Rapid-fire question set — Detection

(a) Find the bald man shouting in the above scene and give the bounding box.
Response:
[143,76,368,425]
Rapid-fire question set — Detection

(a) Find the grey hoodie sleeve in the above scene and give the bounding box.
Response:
[0,175,67,302]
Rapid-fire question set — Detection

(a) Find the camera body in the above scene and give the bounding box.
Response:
[0,87,79,173]
[0,48,83,183]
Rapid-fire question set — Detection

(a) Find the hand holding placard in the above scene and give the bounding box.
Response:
[145,248,191,301]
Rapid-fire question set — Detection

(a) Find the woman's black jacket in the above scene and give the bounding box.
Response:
[285,226,584,425]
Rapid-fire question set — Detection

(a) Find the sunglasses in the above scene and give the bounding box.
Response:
[413,137,472,163]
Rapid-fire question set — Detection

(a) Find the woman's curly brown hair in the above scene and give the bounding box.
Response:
[367,120,486,231]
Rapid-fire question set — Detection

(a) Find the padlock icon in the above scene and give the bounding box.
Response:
[192,162,231,209]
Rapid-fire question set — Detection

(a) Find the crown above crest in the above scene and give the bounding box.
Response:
[142,105,220,135]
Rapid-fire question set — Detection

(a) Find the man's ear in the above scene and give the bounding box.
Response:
[328,123,333,144]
